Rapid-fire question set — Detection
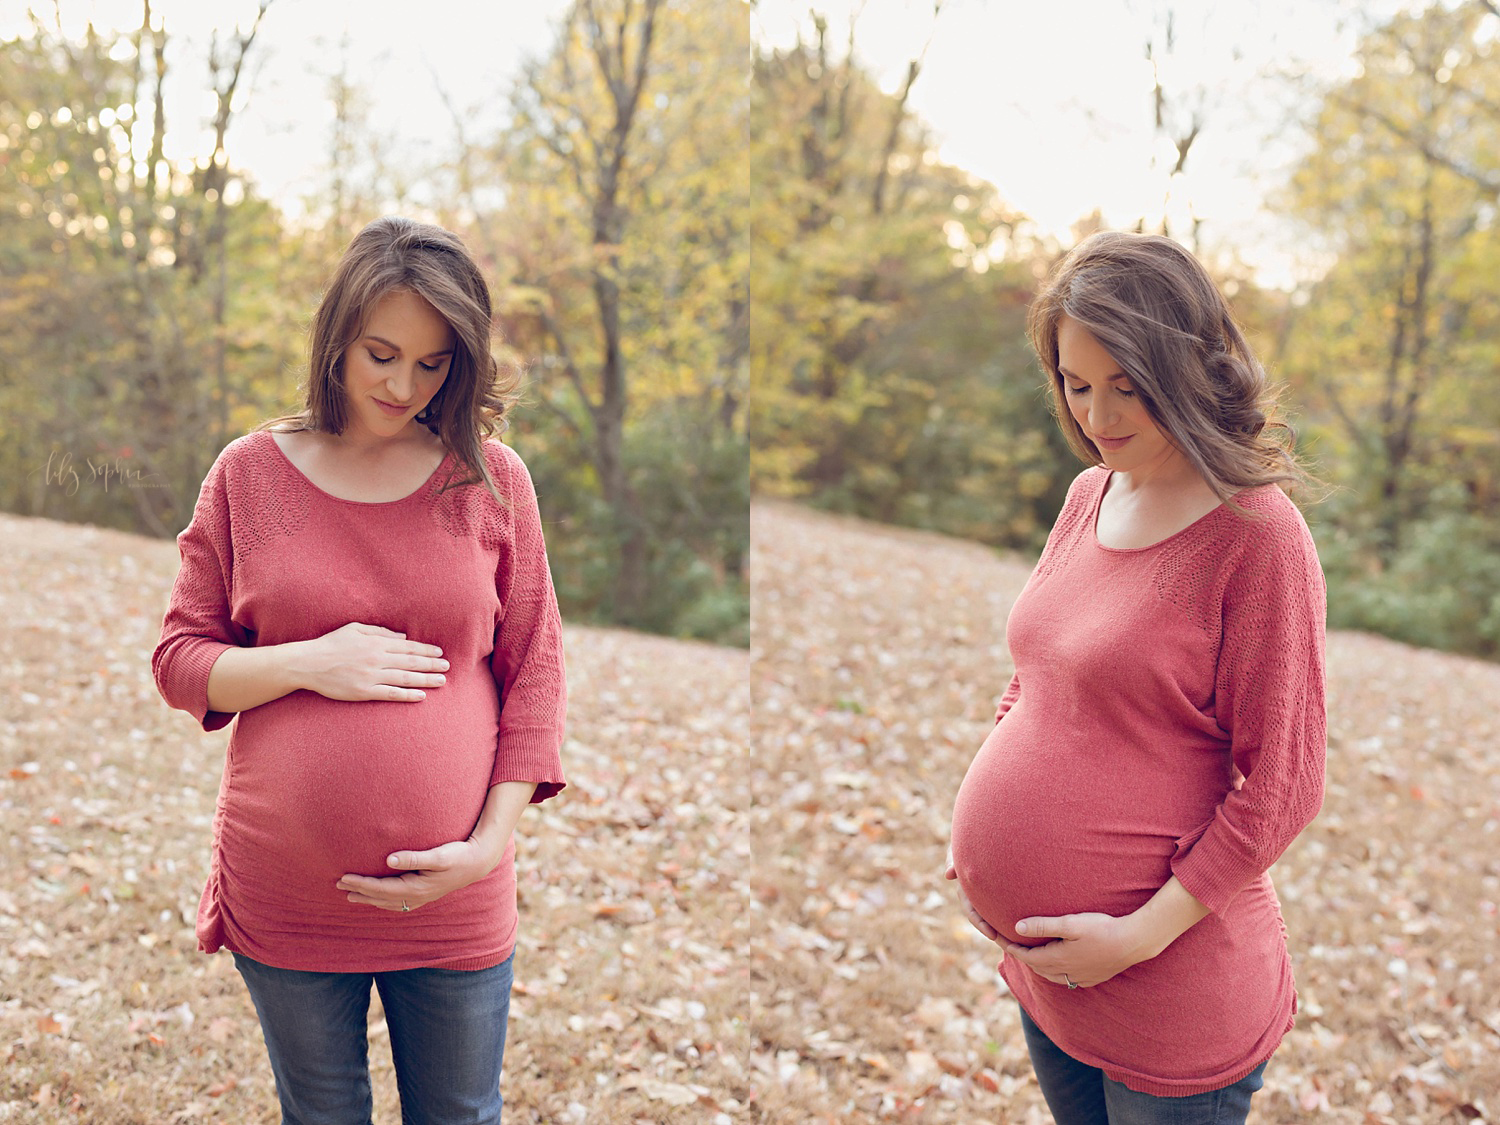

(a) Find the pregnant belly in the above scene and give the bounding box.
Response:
[950,711,1211,945]
[222,678,498,884]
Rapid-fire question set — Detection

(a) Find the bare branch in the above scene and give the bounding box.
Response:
[539,308,600,421]
[532,385,591,449]
[1330,92,1500,195]
[871,0,940,215]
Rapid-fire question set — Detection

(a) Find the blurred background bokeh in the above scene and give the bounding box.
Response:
[0,0,749,646]
[751,0,1500,660]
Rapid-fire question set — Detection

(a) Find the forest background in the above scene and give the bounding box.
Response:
[2,0,1499,658]
[0,0,750,646]
[753,0,1500,660]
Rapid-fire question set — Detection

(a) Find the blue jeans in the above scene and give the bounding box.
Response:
[233,951,514,1125]
[1019,1005,1268,1125]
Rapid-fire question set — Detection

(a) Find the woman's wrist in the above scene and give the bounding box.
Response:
[1126,875,1212,961]
[467,781,539,868]
[205,640,311,712]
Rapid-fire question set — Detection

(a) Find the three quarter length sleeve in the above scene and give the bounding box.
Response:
[487,444,568,801]
[1169,503,1328,916]
[151,451,249,732]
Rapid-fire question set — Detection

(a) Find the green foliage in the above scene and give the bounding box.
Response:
[749,26,1072,554]
[0,17,303,535]
[1315,485,1500,658]
[0,4,749,646]
[514,393,748,647]
[475,0,749,642]
[1273,2,1500,659]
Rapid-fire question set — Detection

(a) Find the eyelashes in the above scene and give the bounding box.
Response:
[1065,384,1135,399]
[368,349,444,373]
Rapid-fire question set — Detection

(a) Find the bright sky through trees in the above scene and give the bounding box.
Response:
[754,0,1413,287]
[5,0,1425,284]
[2,0,569,216]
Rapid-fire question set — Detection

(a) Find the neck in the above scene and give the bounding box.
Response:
[335,421,428,459]
[1111,449,1203,497]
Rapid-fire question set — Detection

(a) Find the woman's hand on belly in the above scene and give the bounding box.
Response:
[336,835,500,912]
[944,849,1000,943]
[335,781,538,913]
[293,622,449,703]
[1000,876,1213,989]
[999,911,1156,989]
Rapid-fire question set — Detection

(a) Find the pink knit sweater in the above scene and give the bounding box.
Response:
[950,467,1326,1096]
[153,430,567,972]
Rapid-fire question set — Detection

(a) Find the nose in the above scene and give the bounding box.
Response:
[1087,391,1117,434]
[384,364,419,403]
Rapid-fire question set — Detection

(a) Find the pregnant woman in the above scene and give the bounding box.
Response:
[153,217,566,1123]
[946,231,1326,1122]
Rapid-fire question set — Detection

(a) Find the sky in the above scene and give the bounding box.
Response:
[7,0,1417,288]
[3,0,572,214]
[752,0,1415,287]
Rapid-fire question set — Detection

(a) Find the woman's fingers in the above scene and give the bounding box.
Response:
[342,891,417,911]
[943,856,1001,942]
[969,909,999,941]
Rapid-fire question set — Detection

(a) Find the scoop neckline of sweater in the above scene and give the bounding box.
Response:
[261,430,453,507]
[1089,468,1230,554]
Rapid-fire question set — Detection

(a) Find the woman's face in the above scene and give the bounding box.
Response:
[341,288,455,440]
[1056,314,1183,481]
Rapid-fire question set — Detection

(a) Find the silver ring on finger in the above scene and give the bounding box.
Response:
[1064,973,1077,990]
[401,900,411,913]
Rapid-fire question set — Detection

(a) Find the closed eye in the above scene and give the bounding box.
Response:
[1065,382,1135,399]
[367,349,445,373]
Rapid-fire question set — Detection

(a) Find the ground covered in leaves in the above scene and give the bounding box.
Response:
[749,500,1499,1124]
[0,511,750,1124]
[4,502,1499,1123]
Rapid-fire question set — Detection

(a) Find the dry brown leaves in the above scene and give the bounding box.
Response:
[3,500,1498,1123]
[747,499,1500,1123]
[0,511,749,1124]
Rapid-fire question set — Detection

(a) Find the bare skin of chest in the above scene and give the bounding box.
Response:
[272,430,447,503]
[1095,473,1224,550]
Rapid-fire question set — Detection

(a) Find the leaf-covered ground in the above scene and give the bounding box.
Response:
[4,501,1499,1122]
[748,500,1499,1124]
[0,512,751,1124]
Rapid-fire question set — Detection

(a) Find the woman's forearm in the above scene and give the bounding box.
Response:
[1129,875,1212,960]
[204,641,312,713]
[468,781,539,866]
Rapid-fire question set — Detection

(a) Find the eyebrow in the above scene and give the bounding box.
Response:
[363,334,454,359]
[1058,365,1129,382]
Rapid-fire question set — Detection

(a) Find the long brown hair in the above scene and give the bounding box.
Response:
[1028,230,1311,513]
[257,216,518,505]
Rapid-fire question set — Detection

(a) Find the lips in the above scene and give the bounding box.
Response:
[374,398,411,415]
[1093,433,1133,450]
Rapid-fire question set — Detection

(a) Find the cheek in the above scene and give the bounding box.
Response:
[341,352,374,387]
[1129,402,1163,442]
[1064,391,1086,426]
[421,371,449,401]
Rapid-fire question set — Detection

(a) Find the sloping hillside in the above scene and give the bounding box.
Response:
[0,512,750,1124]
[749,500,1499,1124]
[3,503,1496,1123]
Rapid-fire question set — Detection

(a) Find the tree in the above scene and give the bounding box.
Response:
[0,5,290,536]
[468,0,749,634]
[1274,2,1500,655]
[749,12,1070,549]
[1279,2,1500,553]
